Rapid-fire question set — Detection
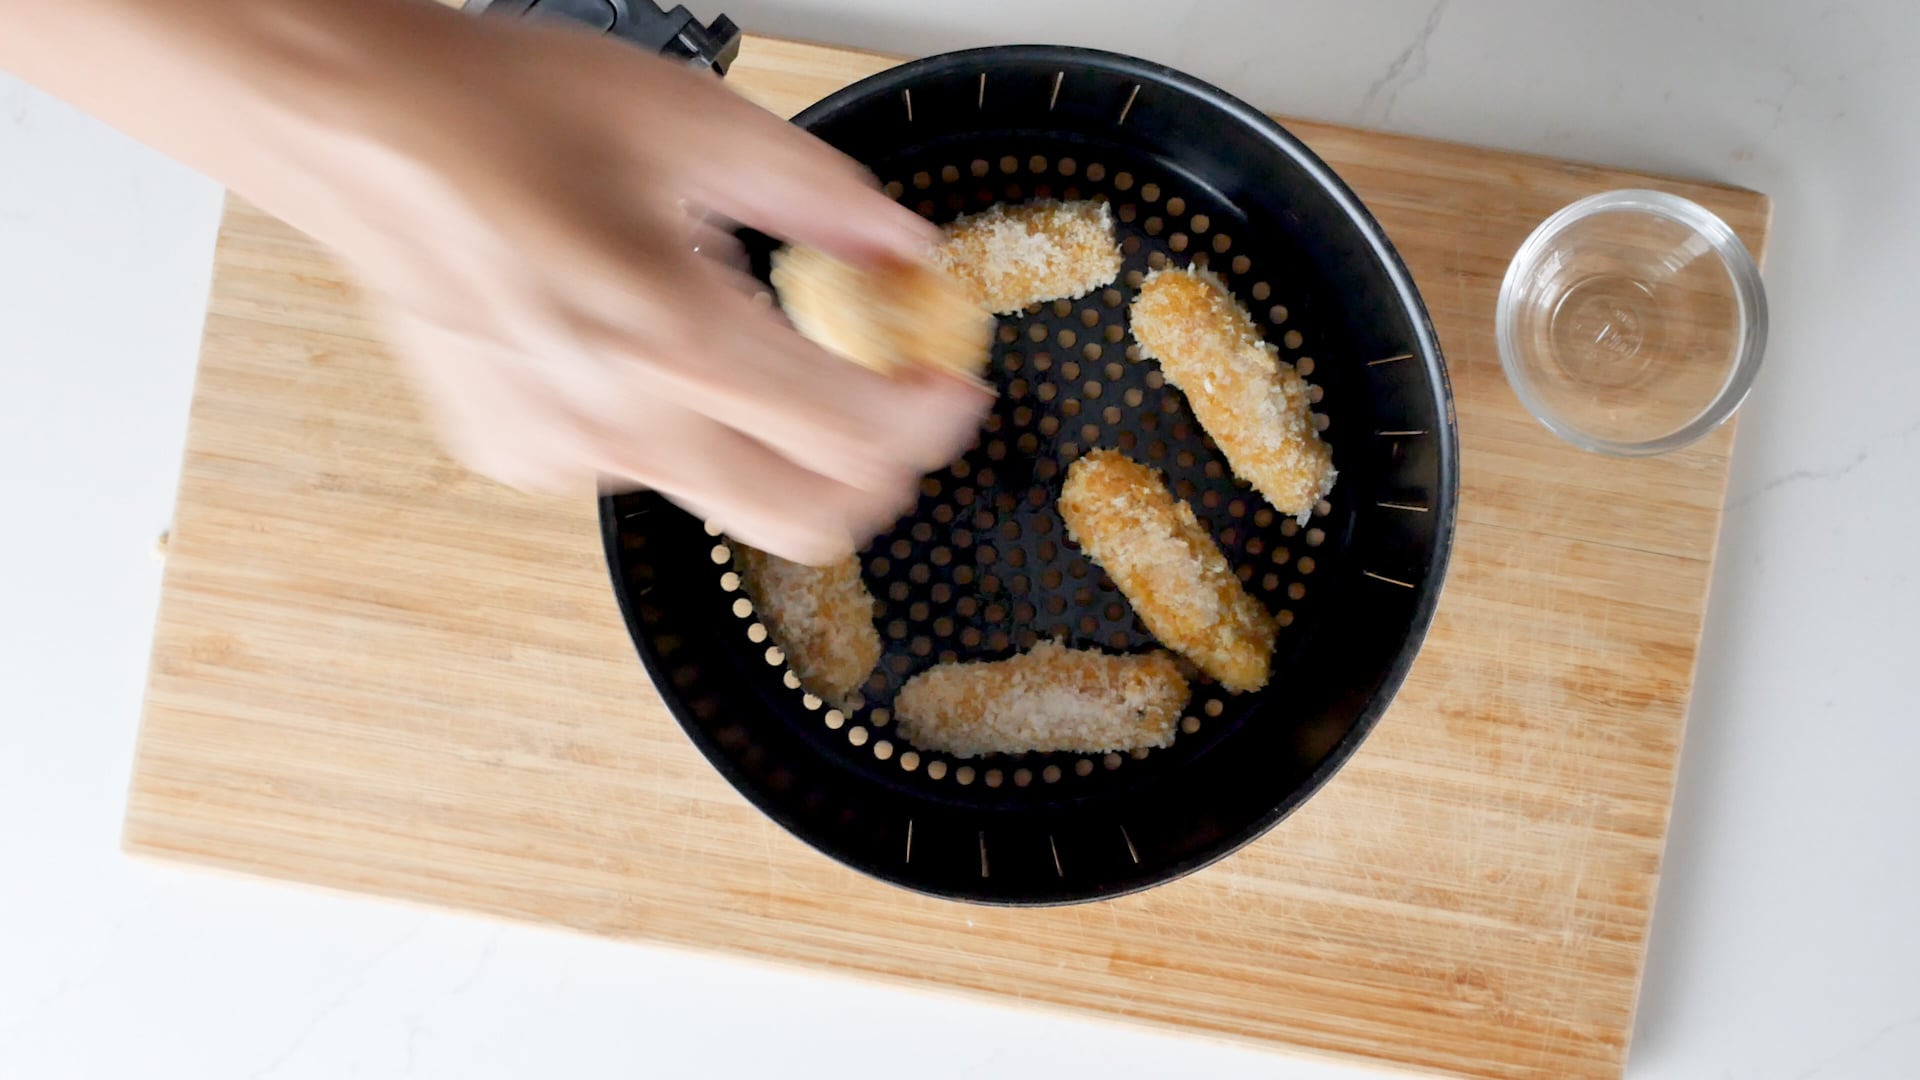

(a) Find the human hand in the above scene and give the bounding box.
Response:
[319,16,987,562]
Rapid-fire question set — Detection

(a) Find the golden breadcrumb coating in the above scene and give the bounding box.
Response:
[770,246,992,377]
[1129,266,1335,520]
[932,199,1122,314]
[894,641,1189,757]
[734,546,881,708]
[1059,450,1276,693]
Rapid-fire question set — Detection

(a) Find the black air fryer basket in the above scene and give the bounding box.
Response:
[477,2,1459,904]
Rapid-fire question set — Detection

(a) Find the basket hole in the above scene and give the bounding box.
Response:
[1212,233,1233,253]
[1165,195,1185,214]
[1140,182,1161,202]
[1086,162,1107,181]
[1144,216,1163,236]
[999,155,1019,173]
[1079,307,1101,328]
[1121,235,1142,255]
[1083,342,1103,362]
[1114,171,1134,190]
[1148,251,1169,270]
[1269,304,1289,325]
[1251,281,1271,301]
[1298,357,1316,377]
[1288,582,1307,600]
[1231,254,1251,274]
[883,180,905,199]
[1284,330,1305,349]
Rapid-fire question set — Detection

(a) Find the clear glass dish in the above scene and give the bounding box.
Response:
[1496,189,1767,456]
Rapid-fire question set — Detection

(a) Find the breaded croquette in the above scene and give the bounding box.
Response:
[1059,450,1276,693]
[1129,267,1335,520]
[770,246,993,378]
[932,199,1122,314]
[734,546,882,708]
[894,641,1189,757]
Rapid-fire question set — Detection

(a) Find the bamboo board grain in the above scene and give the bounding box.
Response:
[125,34,1771,1080]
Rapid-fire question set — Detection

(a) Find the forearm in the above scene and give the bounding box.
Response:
[0,0,472,220]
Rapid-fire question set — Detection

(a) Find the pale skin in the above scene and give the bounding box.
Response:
[0,0,990,564]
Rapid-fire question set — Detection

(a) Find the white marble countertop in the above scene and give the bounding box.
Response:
[3,2,1916,1077]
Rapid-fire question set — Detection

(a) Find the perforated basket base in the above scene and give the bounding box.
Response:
[604,46,1455,904]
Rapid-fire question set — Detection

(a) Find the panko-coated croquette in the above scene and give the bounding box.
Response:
[770,246,992,378]
[734,546,882,709]
[932,200,1122,314]
[1130,267,1335,521]
[1060,450,1276,693]
[894,641,1189,757]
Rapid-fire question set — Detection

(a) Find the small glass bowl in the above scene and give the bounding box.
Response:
[1496,189,1767,456]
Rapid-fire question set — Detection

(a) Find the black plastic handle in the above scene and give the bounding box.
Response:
[464,0,741,75]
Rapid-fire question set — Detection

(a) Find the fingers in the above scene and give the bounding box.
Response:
[587,405,912,565]
[389,306,920,564]
[589,255,991,495]
[658,68,936,265]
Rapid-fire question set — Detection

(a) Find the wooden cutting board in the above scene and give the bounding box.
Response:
[125,34,1770,1080]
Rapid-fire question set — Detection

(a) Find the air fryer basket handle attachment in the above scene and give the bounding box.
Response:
[464,0,741,76]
